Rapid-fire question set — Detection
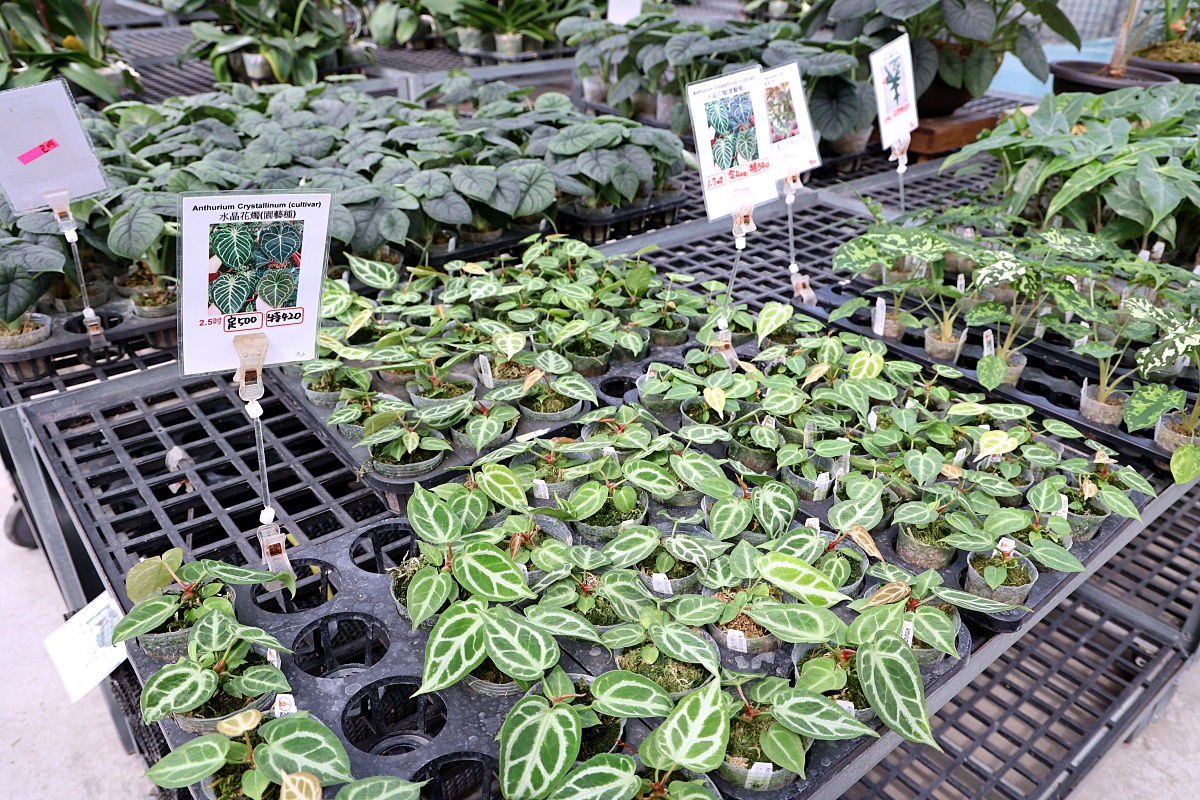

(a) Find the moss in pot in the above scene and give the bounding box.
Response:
[131,276,177,317]
[793,644,871,713]
[966,551,1037,604]
[616,643,708,696]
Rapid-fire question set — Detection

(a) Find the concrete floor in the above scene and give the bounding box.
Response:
[1,477,1198,800]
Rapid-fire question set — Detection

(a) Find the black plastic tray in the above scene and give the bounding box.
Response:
[456,46,576,64]
[0,297,175,367]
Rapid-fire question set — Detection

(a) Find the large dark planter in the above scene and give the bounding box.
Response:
[1050,60,1179,94]
[917,74,976,118]
[1128,55,1200,84]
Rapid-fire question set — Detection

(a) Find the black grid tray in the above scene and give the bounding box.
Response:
[22,367,390,607]
[373,47,471,74]
[823,156,1001,215]
[845,593,1187,800]
[0,334,176,408]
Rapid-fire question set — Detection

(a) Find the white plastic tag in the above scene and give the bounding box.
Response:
[477,355,494,389]
[765,416,777,429]
[651,572,672,596]
[871,298,887,337]
[533,479,549,499]
[867,410,878,431]
[953,448,968,467]
[43,592,127,703]
[956,273,966,293]
[272,693,297,717]
[913,261,927,279]
[1053,493,1069,519]
[725,629,748,653]
[602,447,619,460]
[955,327,969,361]
[746,762,775,790]
[900,619,914,646]
[836,699,856,713]
[266,648,281,668]
[982,329,995,357]
[805,517,821,529]
[813,472,832,500]
[996,537,1017,557]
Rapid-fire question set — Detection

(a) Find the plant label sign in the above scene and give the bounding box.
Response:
[761,63,821,179]
[685,67,777,221]
[868,34,919,150]
[178,191,332,376]
[607,0,642,25]
[44,591,127,703]
[0,80,106,214]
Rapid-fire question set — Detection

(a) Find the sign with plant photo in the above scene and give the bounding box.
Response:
[178,192,332,376]
[685,67,776,221]
[868,33,918,150]
[761,63,821,178]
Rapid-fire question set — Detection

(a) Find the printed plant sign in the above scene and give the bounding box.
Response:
[207,220,303,314]
[179,192,332,376]
[761,63,821,178]
[685,67,776,222]
[869,34,919,150]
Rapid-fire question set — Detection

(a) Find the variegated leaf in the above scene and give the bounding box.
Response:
[499,696,581,800]
[416,599,488,694]
[590,669,676,718]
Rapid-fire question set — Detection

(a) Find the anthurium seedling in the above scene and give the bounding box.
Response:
[454,399,522,453]
[485,348,600,410]
[602,518,729,585]
[300,358,372,394]
[938,501,1085,581]
[1053,448,1155,521]
[142,707,423,800]
[764,526,870,594]
[139,613,292,724]
[352,406,456,466]
[111,550,295,646]
[324,388,411,429]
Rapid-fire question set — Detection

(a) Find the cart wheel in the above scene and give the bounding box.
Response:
[4,503,36,549]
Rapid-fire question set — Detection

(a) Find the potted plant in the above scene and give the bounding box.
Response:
[300,358,372,408]
[0,242,64,378]
[354,407,454,479]
[1129,0,1200,82]
[1051,0,1179,92]
[138,612,291,733]
[325,388,410,441]
[453,0,550,56]
[110,548,295,661]
[602,518,727,599]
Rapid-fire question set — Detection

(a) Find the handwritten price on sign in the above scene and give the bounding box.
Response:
[18,139,60,165]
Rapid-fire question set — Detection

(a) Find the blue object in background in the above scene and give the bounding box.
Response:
[991,38,1117,96]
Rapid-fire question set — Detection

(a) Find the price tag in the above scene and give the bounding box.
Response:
[763,62,822,181]
[532,479,549,499]
[869,33,919,150]
[867,410,878,431]
[913,261,927,279]
[43,592,127,703]
[982,329,995,357]
[725,629,748,653]
[179,191,333,376]
[955,327,969,361]
[1053,493,1069,519]
[272,693,297,717]
[477,355,494,389]
[747,762,775,790]
[266,648,281,667]
[0,81,107,213]
[1138,248,1151,262]
[791,270,817,305]
[651,572,673,596]
[1073,321,1090,349]
[956,273,966,293]
[606,0,641,24]
[813,472,832,500]
[804,517,821,529]
[900,619,914,646]
[836,699,856,713]
[871,297,887,337]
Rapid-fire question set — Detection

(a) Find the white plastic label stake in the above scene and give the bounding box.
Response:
[477,355,494,389]
[272,693,297,717]
[953,448,968,467]
[913,261,927,279]
[43,591,127,703]
[532,479,549,500]
[764,416,776,429]
[725,629,748,653]
[867,410,878,431]
[651,572,673,596]
[955,328,969,361]
[1073,321,1090,349]
[0,80,107,213]
[996,537,1017,557]
[901,619,915,646]
[836,699,856,713]
[982,329,995,357]
[606,0,641,24]
[747,763,775,790]
[956,273,966,293]
[871,298,887,337]
[804,517,821,530]
[266,648,281,668]
[813,472,832,500]
[1053,493,1069,519]
[603,446,619,460]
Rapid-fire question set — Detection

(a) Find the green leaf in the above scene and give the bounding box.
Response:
[484,608,560,681]
[623,460,679,500]
[258,221,303,264]
[1124,383,1186,432]
[257,714,353,785]
[1172,443,1200,484]
[858,634,939,747]
[107,206,164,261]
[228,664,291,697]
[757,552,848,607]
[912,605,958,657]
[144,733,231,789]
[417,600,487,694]
[454,543,536,602]
[547,754,640,800]
[500,696,581,800]
[743,602,845,644]
[759,724,809,779]
[708,496,752,540]
[1030,540,1085,572]
[651,621,719,675]
[524,605,604,646]
[408,483,461,545]
[670,452,737,498]
[601,525,660,569]
[478,465,530,511]
[975,354,1008,391]
[770,687,878,740]
[111,595,181,644]
[752,481,798,537]
[551,373,598,406]
[140,659,217,723]
[757,301,793,345]
[188,609,237,654]
[335,777,425,800]
[1097,485,1140,521]
[406,567,454,630]
[346,253,399,290]
[590,670,676,718]
[644,680,729,772]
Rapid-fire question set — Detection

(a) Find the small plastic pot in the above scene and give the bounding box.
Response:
[613,328,650,361]
[449,409,518,453]
[173,690,276,734]
[518,394,583,423]
[1154,412,1196,454]
[965,551,1038,605]
[702,588,782,656]
[302,380,342,408]
[614,632,719,701]
[923,327,963,363]
[377,368,415,387]
[562,341,613,377]
[1066,501,1110,542]
[511,451,592,508]
[1001,351,1027,387]
[406,376,478,409]
[634,374,683,414]
[137,587,238,661]
[993,469,1035,508]
[132,299,177,318]
[370,431,446,480]
[464,672,523,697]
[789,642,877,724]
[727,435,777,474]
[332,401,366,442]
[1079,385,1126,426]
[716,754,800,791]
[895,524,957,570]
[648,315,690,347]
[881,312,906,340]
[572,494,649,544]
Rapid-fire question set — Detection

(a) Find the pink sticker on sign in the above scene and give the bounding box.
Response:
[18,139,59,165]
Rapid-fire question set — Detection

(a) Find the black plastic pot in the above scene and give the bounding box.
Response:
[1128,54,1200,84]
[1050,60,1179,93]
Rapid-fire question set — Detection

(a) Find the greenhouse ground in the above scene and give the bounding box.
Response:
[0,477,1197,800]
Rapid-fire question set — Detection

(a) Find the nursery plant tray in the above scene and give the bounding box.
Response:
[0,297,175,367]
[456,46,577,64]
[557,193,691,244]
[821,155,1002,218]
[407,229,530,268]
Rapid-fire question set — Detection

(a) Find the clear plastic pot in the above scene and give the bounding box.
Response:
[964,551,1038,605]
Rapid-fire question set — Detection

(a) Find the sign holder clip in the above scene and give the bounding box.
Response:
[45,188,108,351]
[888,134,912,214]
